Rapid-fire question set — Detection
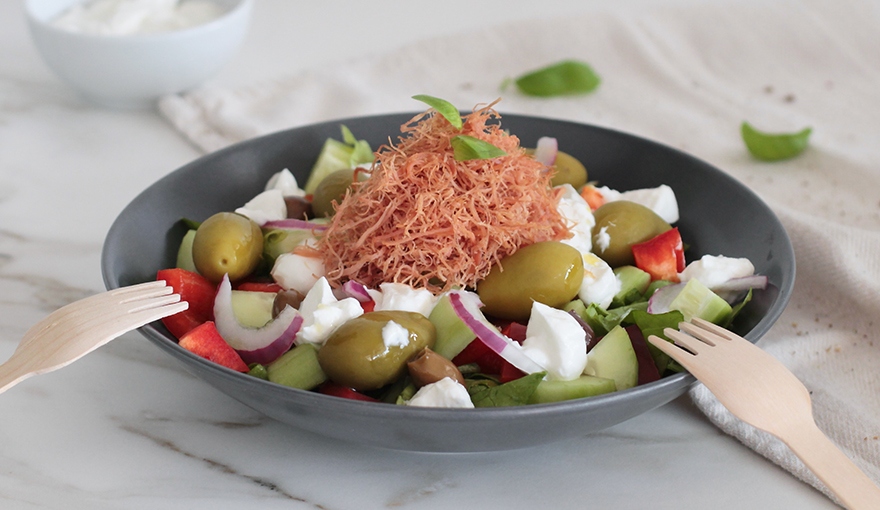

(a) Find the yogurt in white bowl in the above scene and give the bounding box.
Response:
[25,0,252,109]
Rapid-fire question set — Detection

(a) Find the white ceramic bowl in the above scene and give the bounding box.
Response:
[25,0,252,109]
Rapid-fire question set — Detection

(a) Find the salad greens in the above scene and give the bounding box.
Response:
[466,372,545,407]
[741,122,812,161]
[160,97,768,410]
[303,125,373,194]
[512,60,601,97]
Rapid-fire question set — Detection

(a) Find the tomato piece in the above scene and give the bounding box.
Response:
[178,321,249,372]
[156,268,217,339]
[360,299,375,313]
[319,382,379,402]
[579,184,605,210]
[631,228,684,282]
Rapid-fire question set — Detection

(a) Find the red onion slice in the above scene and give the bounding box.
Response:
[710,275,768,293]
[447,291,544,374]
[341,280,372,303]
[646,283,684,314]
[533,136,558,167]
[214,275,303,365]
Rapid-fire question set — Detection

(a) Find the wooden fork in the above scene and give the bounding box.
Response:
[648,318,880,509]
[0,280,187,394]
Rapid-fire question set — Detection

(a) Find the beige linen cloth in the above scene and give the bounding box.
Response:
[159,0,880,502]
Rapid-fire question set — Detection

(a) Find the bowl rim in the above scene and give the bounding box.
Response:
[101,111,796,423]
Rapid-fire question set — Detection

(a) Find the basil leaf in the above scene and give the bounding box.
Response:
[466,372,545,407]
[741,122,812,161]
[450,135,507,161]
[513,60,601,97]
[412,94,463,129]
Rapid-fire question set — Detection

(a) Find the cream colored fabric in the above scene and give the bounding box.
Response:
[159,0,880,501]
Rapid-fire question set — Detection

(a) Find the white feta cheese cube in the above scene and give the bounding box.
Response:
[368,282,437,317]
[296,277,363,345]
[271,252,325,296]
[598,184,680,224]
[578,253,621,309]
[679,255,755,288]
[406,377,475,408]
[235,189,287,225]
[265,168,306,197]
[555,184,595,254]
[520,302,588,381]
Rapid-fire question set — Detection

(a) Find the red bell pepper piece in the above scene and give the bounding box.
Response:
[360,299,375,313]
[631,227,685,282]
[156,268,217,339]
[178,321,249,372]
[500,321,528,343]
[498,360,526,383]
[452,330,526,380]
[234,281,283,293]
[453,338,501,374]
[319,382,379,402]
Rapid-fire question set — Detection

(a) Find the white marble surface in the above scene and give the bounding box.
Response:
[0,1,840,508]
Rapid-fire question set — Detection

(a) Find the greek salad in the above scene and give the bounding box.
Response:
[156,97,766,408]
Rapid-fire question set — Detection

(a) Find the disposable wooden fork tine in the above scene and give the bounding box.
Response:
[0,280,188,394]
[648,318,880,510]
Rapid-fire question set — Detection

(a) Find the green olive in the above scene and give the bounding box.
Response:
[476,241,584,322]
[192,212,263,283]
[591,201,671,268]
[311,169,355,217]
[550,151,588,188]
[318,311,436,391]
[526,148,588,189]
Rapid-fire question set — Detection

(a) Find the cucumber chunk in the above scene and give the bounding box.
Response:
[584,325,638,391]
[529,375,617,404]
[175,229,198,273]
[611,265,651,307]
[669,279,732,324]
[267,343,327,390]
[230,290,276,328]
[428,293,477,360]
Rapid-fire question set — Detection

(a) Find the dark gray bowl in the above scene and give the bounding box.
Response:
[101,113,795,452]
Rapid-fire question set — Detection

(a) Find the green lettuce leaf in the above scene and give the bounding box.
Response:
[466,372,545,407]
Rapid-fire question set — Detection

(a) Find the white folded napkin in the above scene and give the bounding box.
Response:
[159,0,880,502]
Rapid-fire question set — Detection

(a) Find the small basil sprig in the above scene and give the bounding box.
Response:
[412,94,463,129]
[450,135,507,161]
[741,122,812,161]
[412,95,507,161]
[511,60,601,97]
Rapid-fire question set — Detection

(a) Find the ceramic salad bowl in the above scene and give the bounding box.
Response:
[101,112,794,452]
